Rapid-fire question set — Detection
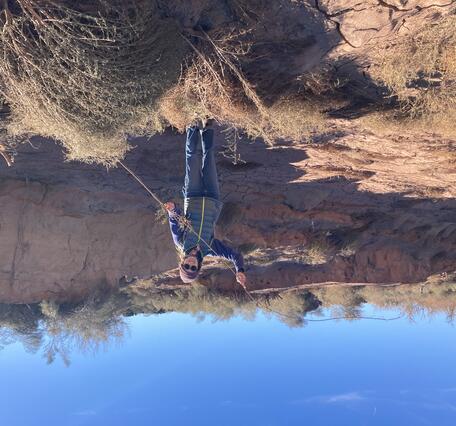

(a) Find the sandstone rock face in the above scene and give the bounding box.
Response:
[0,179,176,302]
[0,121,455,302]
[312,0,454,49]
[0,136,180,303]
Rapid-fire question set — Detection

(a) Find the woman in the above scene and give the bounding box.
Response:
[164,120,247,286]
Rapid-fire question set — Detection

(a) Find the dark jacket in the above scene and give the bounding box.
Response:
[182,196,223,256]
[167,202,245,273]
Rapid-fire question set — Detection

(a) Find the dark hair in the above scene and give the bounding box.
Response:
[181,250,203,271]
[179,251,204,283]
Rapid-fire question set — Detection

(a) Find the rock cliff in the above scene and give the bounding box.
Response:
[0,119,454,302]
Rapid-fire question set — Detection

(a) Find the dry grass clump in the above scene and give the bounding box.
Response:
[339,243,356,258]
[266,97,326,142]
[369,14,456,138]
[0,0,186,165]
[301,240,331,265]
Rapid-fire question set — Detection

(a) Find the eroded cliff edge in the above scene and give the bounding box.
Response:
[0,120,455,303]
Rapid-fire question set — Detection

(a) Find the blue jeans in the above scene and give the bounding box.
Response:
[183,126,220,200]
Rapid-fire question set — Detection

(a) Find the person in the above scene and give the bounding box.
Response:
[164,119,247,286]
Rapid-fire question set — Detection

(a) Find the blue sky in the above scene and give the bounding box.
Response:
[1,306,456,426]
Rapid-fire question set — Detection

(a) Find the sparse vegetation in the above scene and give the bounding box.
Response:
[0,0,327,165]
[0,297,128,366]
[339,243,356,258]
[39,299,127,365]
[4,0,453,166]
[2,281,456,363]
[301,240,331,265]
[221,127,245,166]
[244,242,335,267]
[368,14,456,138]
[312,286,365,319]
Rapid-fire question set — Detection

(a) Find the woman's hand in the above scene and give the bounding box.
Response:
[163,202,175,211]
[236,272,247,288]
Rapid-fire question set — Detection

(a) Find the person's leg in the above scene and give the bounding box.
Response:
[201,128,220,200]
[183,126,204,198]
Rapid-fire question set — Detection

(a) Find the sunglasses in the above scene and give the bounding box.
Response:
[183,263,197,272]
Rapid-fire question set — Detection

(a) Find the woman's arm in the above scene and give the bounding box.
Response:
[209,239,245,273]
[164,202,184,246]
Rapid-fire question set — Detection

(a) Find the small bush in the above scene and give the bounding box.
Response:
[301,240,331,265]
[339,243,356,258]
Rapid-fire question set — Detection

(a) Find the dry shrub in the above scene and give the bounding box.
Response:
[369,14,456,138]
[127,283,259,321]
[39,298,127,365]
[0,303,42,353]
[266,97,325,142]
[312,286,365,309]
[339,243,356,258]
[301,240,331,265]
[0,0,186,165]
[360,282,456,320]
[266,291,319,327]
[159,29,325,144]
[159,29,267,132]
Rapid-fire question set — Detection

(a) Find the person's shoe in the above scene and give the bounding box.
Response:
[201,117,214,129]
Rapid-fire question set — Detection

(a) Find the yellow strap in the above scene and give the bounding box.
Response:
[197,197,205,243]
